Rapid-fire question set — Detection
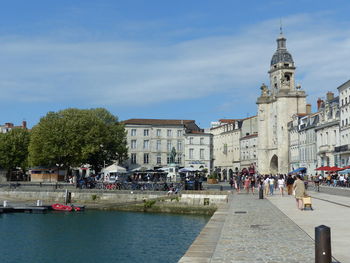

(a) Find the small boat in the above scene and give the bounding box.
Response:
[51,203,83,212]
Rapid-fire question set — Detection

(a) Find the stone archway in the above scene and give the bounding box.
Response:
[270,155,278,174]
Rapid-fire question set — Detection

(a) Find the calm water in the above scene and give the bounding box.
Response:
[0,210,209,263]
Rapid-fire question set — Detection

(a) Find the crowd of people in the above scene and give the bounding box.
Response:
[228,173,303,196]
[311,173,350,188]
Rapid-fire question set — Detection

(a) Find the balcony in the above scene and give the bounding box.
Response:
[318,145,333,153]
[335,145,349,152]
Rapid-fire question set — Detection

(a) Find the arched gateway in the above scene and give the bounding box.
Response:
[270,155,278,174]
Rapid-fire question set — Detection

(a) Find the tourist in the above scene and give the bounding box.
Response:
[293,175,306,210]
[244,176,251,194]
[269,175,275,195]
[236,174,241,193]
[250,175,256,194]
[229,177,234,189]
[314,173,320,192]
[286,175,294,195]
[277,175,285,196]
[264,175,270,196]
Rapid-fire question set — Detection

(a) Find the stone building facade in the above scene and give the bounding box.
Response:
[211,119,241,179]
[257,32,307,174]
[288,112,319,175]
[123,119,211,171]
[315,93,340,167]
[336,80,350,167]
[184,131,213,172]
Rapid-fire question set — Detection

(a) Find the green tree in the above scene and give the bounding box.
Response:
[0,128,30,180]
[28,108,127,174]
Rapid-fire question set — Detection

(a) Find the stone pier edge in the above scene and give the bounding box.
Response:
[178,195,232,263]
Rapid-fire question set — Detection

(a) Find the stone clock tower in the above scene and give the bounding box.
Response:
[257,32,307,174]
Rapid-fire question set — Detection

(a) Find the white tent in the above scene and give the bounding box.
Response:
[102,164,127,173]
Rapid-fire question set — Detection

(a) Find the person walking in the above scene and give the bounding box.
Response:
[286,175,295,195]
[264,175,270,196]
[293,175,306,210]
[250,175,256,194]
[244,176,251,194]
[278,174,285,196]
[269,175,275,195]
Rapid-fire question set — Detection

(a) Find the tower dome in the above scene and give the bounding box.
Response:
[270,34,294,66]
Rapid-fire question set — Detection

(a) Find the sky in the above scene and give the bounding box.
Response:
[1,0,350,129]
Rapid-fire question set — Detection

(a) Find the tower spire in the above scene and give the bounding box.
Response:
[280,19,283,35]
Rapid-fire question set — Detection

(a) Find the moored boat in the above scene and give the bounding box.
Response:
[51,203,84,212]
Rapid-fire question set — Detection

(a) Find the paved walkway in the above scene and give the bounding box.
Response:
[180,193,314,262]
[268,191,350,263]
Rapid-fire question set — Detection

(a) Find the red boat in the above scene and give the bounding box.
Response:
[51,203,82,212]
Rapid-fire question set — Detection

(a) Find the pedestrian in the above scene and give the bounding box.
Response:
[269,175,275,195]
[236,174,241,193]
[250,175,256,194]
[264,175,270,196]
[278,174,285,196]
[286,174,295,195]
[229,177,234,189]
[244,176,251,194]
[293,175,306,210]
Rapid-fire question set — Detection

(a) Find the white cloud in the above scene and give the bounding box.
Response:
[0,13,349,109]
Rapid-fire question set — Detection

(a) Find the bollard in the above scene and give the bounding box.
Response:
[259,186,264,199]
[64,189,68,205]
[315,225,332,263]
[220,185,223,191]
[3,200,8,207]
[36,200,42,206]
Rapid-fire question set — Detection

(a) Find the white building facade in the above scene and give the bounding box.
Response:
[211,120,241,179]
[123,119,210,171]
[336,80,350,167]
[315,93,340,168]
[184,132,213,172]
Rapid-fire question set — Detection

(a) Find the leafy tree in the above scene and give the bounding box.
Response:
[28,108,127,174]
[0,128,30,179]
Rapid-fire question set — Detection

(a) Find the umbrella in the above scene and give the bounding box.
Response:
[179,167,197,173]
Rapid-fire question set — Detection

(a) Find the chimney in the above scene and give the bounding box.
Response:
[317,98,323,110]
[306,104,311,115]
[327,91,334,101]
[22,121,27,129]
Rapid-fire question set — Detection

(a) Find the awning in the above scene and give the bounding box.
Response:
[315,166,342,172]
[288,167,306,174]
[338,169,350,174]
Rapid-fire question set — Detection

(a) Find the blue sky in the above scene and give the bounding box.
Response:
[1,0,350,128]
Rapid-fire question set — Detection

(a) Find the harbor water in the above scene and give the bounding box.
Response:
[0,210,209,263]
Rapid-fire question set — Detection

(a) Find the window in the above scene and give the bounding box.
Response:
[189,148,194,159]
[156,129,161,136]
[143,140,149,149]
[223,144,228,154]
[157,154,161,164]
[167,129,172,137]
[200,137,204,145]
[177,156,182,164]
[131,153,137,164]
[143,153,149,164]
[177,130,182,137]
[131,129,136,136]
[177,140,182,151]
[167,154,171,164]
[189,137,193,144]
[200,149,204,159]
[131,140,136,149]
[144,129,149,136]
[156,140,161,151]
[167,140,172,151]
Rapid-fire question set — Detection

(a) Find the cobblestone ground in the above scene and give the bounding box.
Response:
[211,193,314,263]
